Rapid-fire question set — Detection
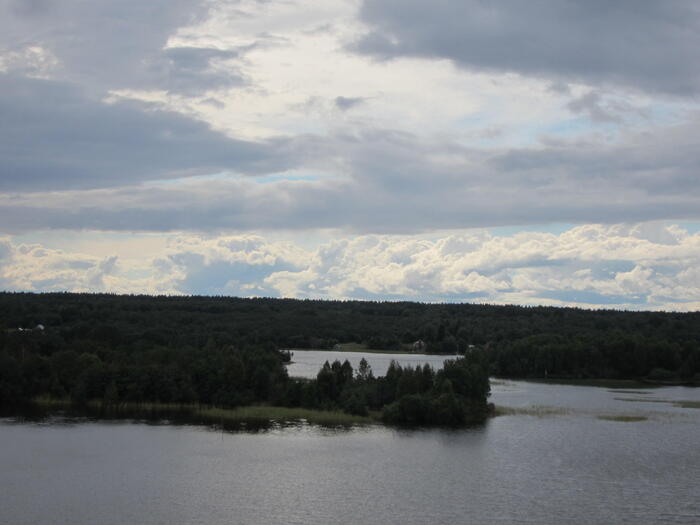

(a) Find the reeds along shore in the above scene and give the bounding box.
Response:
[30,397,377,427]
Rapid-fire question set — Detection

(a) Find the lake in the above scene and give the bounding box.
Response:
[285,349,455,378]
[2,351,699,524]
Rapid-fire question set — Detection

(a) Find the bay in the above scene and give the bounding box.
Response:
[2,351,699,524]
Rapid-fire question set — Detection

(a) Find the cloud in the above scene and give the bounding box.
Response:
[0,242,139,293]
[334,96,367,111]
[566,92,621,123]
[2,116,700,232]
[0,237,11,260]
[0,44,59,78]
[159,235,309,295]
[0,0,232,95]
[1,225,699,311]
[146,46,244,95]
[354,0,700,95]
[565,90,647,123]
[2,0,699,251]
[0,74,299,190]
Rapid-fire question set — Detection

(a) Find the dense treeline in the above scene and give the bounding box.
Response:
[0,292,493,424]
[489,333,700,381]
[0,292,699,415]
[0,324,491,425]
[303,355,491,425]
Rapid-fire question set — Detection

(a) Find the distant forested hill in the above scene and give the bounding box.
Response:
[1,292,699,408]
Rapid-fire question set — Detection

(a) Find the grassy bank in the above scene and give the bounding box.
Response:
[494,376,700,388]
[494,405,656,422]
[614,397,700,409]
[31,397,379,427]
[198,406,378,426]
[500,377,658,389]
[493,405,569,417]
[597,415,648,422]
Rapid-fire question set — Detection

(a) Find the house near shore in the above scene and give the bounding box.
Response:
[6,324,45,333]
[412,339,427,353]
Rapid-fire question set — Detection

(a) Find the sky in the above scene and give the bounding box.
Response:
[1,0,700,311]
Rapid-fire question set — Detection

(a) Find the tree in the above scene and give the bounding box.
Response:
[356,358,373,381]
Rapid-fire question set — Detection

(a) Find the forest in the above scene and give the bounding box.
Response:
[0,292,698,423]
[0,292,495,424]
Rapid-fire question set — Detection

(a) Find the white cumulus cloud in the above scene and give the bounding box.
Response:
[1,224,699,311]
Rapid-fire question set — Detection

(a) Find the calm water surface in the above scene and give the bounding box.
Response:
[286,349,454,378]
[2,352,699,525]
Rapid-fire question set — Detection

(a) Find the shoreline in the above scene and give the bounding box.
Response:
[13,397,493,429]
[23,398,379,427]
[285,347,460,356]
[492,376,700,388]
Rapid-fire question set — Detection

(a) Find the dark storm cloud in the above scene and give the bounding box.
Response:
[354,0,700,95]
[1,118,700,233]
[0,74,298,191]
[0,0,242,95]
